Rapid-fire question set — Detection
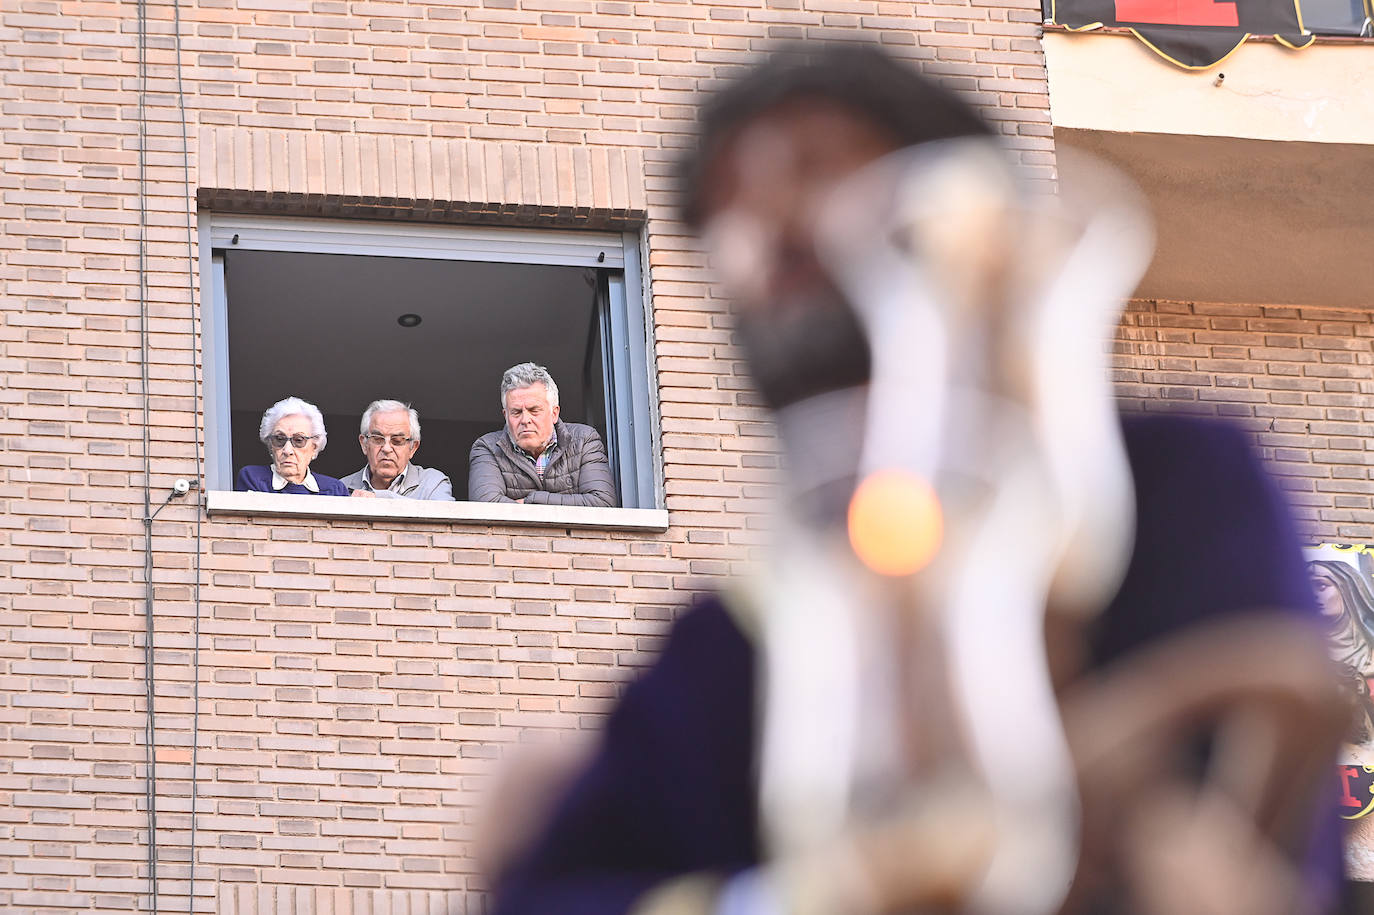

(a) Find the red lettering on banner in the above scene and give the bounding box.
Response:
[1340,766,1363,808]
[1114,0,1239,26]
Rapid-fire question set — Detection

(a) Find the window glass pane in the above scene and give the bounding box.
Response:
[1301,0,1370,34]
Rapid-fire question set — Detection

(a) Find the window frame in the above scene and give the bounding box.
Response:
[197,213,662,515]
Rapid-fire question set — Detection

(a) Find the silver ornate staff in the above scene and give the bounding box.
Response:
[745,139,1152,915]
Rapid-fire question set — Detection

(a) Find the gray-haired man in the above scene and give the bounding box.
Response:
[344,399,455,500]
[468,363,616,506]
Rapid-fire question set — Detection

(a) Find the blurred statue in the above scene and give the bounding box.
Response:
[1311,559,1374,677]
[1310,560,1374,747]
[487,43,1345,915]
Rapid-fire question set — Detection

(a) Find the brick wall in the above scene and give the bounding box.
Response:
[1116,299,1374,545]
[0,0,1054,912]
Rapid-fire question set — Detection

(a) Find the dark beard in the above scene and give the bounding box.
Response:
[734,296,872,410]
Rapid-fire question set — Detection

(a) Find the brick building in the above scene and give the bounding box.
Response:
[1,1,1370,913]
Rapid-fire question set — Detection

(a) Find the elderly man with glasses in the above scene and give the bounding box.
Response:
[343,399,455,500]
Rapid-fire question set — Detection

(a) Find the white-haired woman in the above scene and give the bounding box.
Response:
[234,396,349,496]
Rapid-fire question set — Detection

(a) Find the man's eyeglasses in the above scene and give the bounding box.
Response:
[365,433,414,448]
[268,432,318,450]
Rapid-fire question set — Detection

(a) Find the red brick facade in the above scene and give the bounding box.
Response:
[1116,300,1374,543]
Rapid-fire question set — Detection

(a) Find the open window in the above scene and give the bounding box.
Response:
[199,215,658,510]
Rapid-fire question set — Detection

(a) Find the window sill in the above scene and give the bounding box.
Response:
[204,491,669,532]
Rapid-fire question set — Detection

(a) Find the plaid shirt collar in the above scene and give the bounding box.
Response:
[510,427,558,477]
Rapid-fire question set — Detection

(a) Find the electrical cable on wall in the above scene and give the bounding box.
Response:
[138,0,205,911]
[169,0,207,909]
[135,0,160,909]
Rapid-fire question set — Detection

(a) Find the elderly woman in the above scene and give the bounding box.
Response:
[234,396,350,496]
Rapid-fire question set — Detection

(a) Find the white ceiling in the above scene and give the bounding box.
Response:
[224,250,600,425]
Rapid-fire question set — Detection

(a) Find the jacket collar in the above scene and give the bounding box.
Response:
[362,464,411,493]
[499,421,568,478]
[506,422,559,459]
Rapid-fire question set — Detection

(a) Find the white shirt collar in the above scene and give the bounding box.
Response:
[364,465,407,491]
[272,467,320,493]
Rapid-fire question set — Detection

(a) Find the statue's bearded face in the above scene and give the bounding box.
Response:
[697,100,900,410]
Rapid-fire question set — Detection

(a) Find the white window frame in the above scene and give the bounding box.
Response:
[197,213,664,526]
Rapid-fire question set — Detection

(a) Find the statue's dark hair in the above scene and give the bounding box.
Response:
[677,42,996,228]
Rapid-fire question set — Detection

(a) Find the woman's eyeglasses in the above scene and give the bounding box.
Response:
[268,433,318,450]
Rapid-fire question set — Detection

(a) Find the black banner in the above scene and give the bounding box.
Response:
[1047,0,1367,68]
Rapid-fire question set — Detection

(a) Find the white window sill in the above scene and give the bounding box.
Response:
[204,491,669,532]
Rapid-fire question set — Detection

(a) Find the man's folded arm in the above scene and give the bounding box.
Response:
[468,439,520,503]
[523,433,617,507]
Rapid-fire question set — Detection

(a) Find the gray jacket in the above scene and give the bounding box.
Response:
[468,421,617,507]
[341,462,455,501]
